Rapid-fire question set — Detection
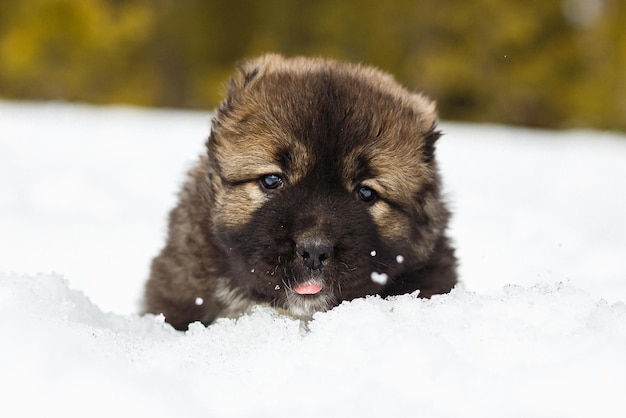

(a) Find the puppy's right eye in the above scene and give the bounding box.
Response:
[357,186,377,203]
[260,174,284,191]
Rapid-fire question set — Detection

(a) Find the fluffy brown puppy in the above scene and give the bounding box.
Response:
[143,54,457,330]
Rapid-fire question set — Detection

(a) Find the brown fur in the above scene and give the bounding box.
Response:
[143,54,457,330]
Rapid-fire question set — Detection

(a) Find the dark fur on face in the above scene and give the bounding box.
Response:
[143,54,457,330]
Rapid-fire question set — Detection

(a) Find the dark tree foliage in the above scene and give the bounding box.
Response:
[0,0,624,130]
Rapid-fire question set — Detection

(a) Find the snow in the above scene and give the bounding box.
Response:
[370,271,389,285]
[1,100,626,417]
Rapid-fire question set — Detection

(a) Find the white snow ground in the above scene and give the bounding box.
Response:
[1,101,625,417]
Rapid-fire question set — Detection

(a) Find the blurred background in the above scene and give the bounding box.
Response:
[0,0,624,130]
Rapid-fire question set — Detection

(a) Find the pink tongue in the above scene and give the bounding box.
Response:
[294,281,323,295]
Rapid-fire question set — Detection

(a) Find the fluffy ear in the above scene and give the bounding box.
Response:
[422,127,442,163]
[225,54,285,100]
[211,54,285,146]
[406,92,440,163]
[229,59,261,93]
[409,92,437,128]
[214,58,262,122]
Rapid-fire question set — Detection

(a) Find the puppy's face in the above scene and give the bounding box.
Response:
[206,55,446,316]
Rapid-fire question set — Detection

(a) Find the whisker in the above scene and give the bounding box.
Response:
[340,262,357,272]
[374,260,390,269]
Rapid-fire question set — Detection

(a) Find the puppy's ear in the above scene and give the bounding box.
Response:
[214,57,262,124]
[226,54,284,99]
[406,92,440,163]
[422,127,442,163]
[409,93,437,128]
[211,54,284,148]
[229,59,262,92]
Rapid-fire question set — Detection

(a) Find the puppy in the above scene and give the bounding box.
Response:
[143,54,457,330]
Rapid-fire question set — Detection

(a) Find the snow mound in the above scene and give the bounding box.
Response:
[2,101,626,416]
[2,272,625,417]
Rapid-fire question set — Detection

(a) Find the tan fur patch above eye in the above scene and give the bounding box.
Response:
[212,117,312,186]
[355,161,429,210]
[368,151,431,203]
[215,141,282,183]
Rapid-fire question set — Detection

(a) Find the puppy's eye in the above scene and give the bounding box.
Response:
[260,174,284,190]
[357,186,377,203]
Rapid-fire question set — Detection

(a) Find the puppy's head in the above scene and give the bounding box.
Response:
[206,54,447,316]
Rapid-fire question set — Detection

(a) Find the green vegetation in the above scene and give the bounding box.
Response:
[1,0,624,130]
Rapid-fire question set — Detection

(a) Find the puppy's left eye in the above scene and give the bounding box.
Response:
[357,186,377,203]
[260,174,284,191]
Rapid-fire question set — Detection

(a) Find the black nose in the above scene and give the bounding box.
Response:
[296,238,333,270]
